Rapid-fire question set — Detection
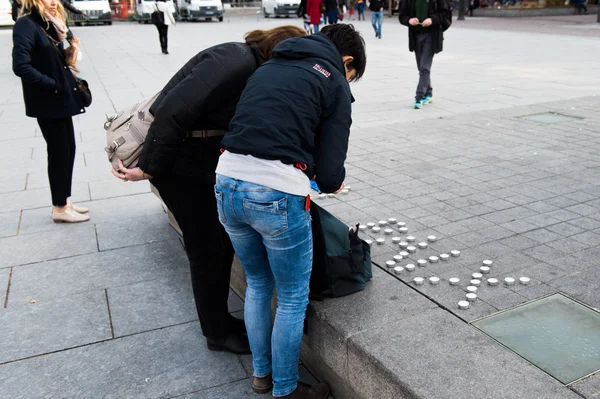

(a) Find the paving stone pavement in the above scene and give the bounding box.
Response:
[1,13,600,399]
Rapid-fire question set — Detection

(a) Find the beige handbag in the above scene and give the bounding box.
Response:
[104,93,160,171]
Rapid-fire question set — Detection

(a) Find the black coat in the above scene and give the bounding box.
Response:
[222,34,354,194]
[398,0,446,54]
[137,42,262,179]
[12,11,85,119]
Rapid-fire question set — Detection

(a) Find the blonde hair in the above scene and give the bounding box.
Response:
[245,26,307,61]
[21,0,67,24]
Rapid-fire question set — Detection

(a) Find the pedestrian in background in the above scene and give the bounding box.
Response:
[297,0,312,33]
[466,0,479,16]
[325,0,340,23]
[12,0,89,223]
[357,0,365,19]
[398,0,448,109]
[307,0,322,31]
[369,0,384,38]
[154,0,175,54]
[112,26,306,355]
[215,24,366,399]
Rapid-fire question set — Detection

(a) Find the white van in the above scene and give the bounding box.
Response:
[262,0,300,18]
[178,0,223,21]
[1,0,15,27]
[136,0,177,22]
[71,0,112,25]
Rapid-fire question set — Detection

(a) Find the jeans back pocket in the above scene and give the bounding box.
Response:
[214,188,227,224]
[243,197,288,237]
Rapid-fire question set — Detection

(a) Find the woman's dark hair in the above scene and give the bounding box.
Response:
[245,25,307,61]
[320,24,366,82]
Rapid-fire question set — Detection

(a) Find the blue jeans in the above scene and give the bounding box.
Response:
[313,23,320,33]
[357,3,365,19]
[215,175,313,397]
[371,10,383,38]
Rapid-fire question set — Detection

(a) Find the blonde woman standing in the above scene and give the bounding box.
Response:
[12,0,89,223]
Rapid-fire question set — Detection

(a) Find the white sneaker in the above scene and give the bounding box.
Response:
[52,207,90,223]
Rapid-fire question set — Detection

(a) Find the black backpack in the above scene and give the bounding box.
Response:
[309,203,373,299]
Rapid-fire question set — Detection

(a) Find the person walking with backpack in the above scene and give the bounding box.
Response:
[399,0,450,109]
[112,26,306,355]
[153,0,175,54]
[12,0,90,223]
[215,24,366,398]
[369,0,384,38]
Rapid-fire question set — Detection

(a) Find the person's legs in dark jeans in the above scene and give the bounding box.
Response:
[37,118,76,207]
[414,32,434,103]
[152,176,248,352]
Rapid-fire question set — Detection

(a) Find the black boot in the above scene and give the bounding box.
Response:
[206,333,251,354]
[227,314,247,335]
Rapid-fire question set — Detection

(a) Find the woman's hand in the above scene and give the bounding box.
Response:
[111,159,153,182]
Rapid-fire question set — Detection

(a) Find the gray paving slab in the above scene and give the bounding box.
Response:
[78,193,165,224]
[0,290,111,364]
[0,175,27,194]
[347,308,580,399]
[95,212,180,251]
[0,211,19,238]
[7,239,187,306]
[88,178,152,201]
[572,373,600,399]
[0,224,97,268]
[0,322,246,399]
[108,271,196,337]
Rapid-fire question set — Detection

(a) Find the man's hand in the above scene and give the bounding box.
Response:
[111,159,152,182]
[408,17,420,26]
[421,17,432,27]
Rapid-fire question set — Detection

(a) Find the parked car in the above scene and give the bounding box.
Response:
[262,0,300,17]
[1,0,15,26]
[178,0,224,21]
[69,0,112,25]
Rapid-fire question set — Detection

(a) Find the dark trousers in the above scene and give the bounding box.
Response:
[414,31,434,101]
[152,176,235,340]
[37,118,76,207]
[156,24,168,51]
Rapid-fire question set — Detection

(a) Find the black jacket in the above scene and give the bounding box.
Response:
[325,0,339,12]
[398,0,446,54]
[369,0,385,11]
[138,42,262,179]
[222,34,353,194]
[12,11,85,119]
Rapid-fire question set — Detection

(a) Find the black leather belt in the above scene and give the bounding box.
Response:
[187,130,226,138]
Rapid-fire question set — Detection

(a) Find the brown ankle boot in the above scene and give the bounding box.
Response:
[280,382,330,399]
[252,374,273,394]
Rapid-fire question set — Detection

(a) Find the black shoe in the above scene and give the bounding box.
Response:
[207,333,251,354]
[227,315,247,335]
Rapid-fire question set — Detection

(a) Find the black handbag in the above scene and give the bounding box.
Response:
[151,3,165,25]
[73,76,92,107]
[309,202,372,299]
[41,27,92,108]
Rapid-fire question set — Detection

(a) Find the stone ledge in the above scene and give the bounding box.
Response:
[231,259,581,399]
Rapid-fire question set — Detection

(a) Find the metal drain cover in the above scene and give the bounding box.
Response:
[473,294,600,384]
[519,112,582,124]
